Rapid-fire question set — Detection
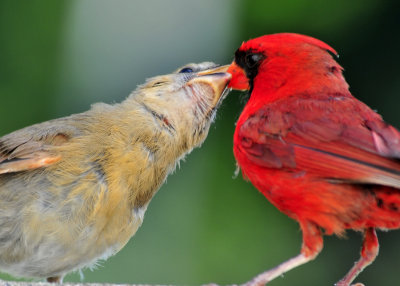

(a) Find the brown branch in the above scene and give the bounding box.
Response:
[0,281,169,286]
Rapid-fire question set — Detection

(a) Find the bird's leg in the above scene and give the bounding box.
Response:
[336,228,379,286]
[47,276,63,283]
[243,222,323,286]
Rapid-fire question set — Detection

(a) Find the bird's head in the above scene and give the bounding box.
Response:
[132,62,231,150]
[227,33,348,101]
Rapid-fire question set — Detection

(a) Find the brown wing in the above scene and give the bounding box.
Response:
[236,94,400,188]
[0,118,81,174]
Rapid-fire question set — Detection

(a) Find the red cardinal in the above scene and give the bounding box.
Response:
[227,33,400,286]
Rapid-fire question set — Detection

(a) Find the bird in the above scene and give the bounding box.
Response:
[0,62,230,282]
[226,33,400,286]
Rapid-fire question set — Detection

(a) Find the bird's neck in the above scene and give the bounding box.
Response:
[94,98,182,210]
[239,68,351,128]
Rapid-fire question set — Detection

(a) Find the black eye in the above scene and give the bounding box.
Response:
[245,53,263,69]
[152,81,164,87]
[179,67,194,73]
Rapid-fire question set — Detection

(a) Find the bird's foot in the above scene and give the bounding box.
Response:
[46,276,63,283]
[241,253,312,286]
[336,281,365,286]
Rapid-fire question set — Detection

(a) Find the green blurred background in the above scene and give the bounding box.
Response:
[0,0,399,285]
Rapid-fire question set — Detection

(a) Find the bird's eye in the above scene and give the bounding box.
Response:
[245,53,263,69]
[179,67,194,73]
[152,81,164,87]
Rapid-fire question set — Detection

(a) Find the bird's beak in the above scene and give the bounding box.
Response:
[226,61,250,91]
[188,65,232,105]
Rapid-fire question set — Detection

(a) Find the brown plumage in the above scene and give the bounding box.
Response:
[0,62,230,282]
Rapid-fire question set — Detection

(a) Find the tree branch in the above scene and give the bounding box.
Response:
[0,281,165,286]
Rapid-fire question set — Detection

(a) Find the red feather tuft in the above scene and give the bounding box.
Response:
[239,33,338,56]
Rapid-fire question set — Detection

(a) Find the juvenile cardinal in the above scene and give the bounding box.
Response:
[227,33,400,286]
[0,62,230,282]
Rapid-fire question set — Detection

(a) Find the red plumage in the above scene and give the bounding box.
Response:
[227,33,400,286]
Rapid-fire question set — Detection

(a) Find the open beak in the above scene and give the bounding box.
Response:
[196,64,230,76]
[188,65,232,105]
[226,61,250,91]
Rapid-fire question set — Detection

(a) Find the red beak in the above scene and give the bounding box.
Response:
[227,61,250,91]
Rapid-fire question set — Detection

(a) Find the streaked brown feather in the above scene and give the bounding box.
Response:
[0,124,73,173]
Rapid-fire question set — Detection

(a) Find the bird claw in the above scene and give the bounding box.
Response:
[243,281,268,286]
[336,281,365,286]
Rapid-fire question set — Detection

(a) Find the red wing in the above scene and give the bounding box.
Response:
[0,119,77,174]
[236,94,400,188]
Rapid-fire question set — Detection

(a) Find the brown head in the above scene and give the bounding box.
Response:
[130,62,231,151]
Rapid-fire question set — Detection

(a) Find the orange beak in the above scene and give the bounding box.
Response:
[227,61,250,91]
